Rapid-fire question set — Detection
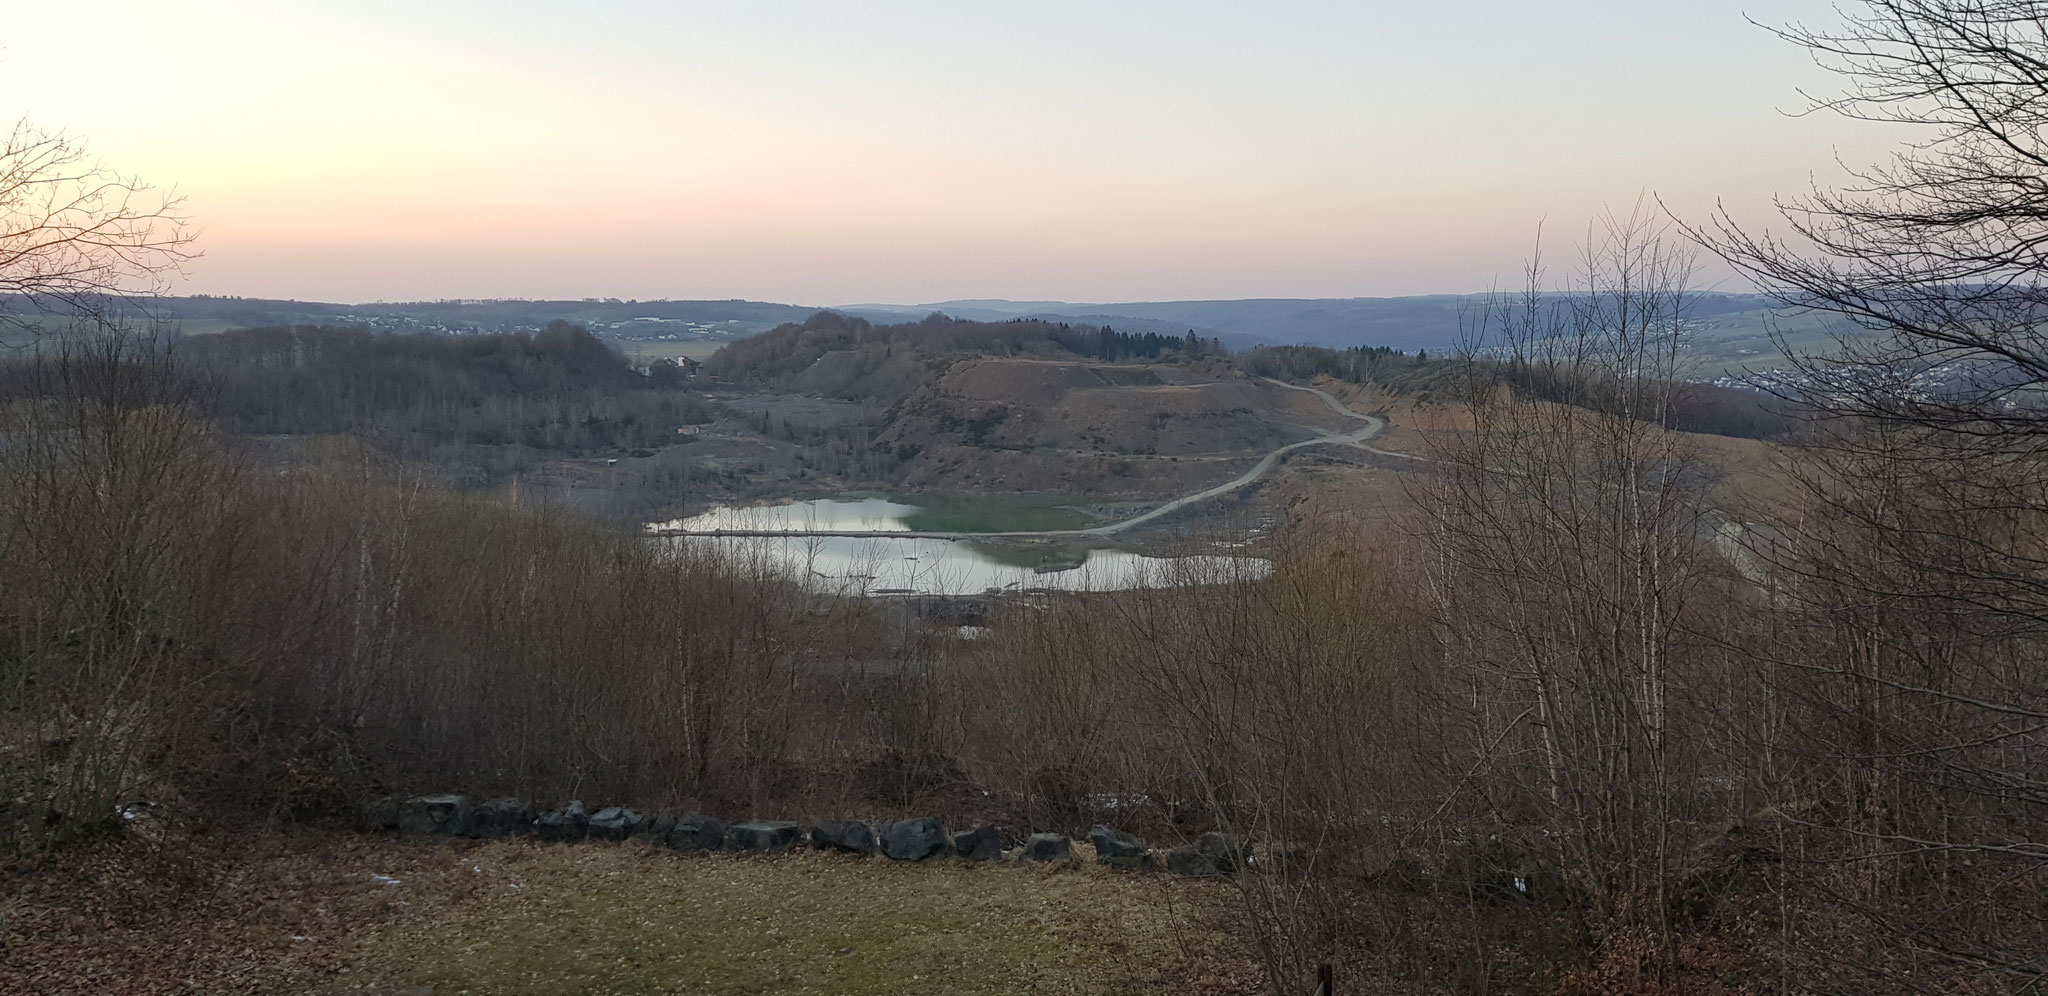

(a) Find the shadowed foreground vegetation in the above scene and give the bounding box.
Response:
[3,302,2041,994]
[182,321,712,483]
[9,6,2048,983]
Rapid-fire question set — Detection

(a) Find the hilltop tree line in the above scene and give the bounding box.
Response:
[1060,326,1221,361]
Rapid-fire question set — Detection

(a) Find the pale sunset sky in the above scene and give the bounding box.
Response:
[4,1,1890,304]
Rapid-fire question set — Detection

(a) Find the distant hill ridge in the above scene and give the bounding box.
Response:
[856,292,1778,352]
[5,290,1785,360]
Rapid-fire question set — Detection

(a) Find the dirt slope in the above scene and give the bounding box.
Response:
[871,359,1357,497]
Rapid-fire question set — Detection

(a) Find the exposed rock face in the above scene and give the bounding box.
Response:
[1089,825,1153,869]
[398,795,469,836]
[668,813,728,852]
[466,798,532,838]
[810,820,879,854]
[588,807,649,841]
[880,818,950,861]
[1022,833,1072,862]
[535,800,591,842]
[951,824,1005,861]
[728,820,803,852]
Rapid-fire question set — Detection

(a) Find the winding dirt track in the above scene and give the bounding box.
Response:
[648,377,1415,540]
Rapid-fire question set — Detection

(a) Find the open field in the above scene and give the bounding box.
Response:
[1685,307,1868,377]
[1,830,1258,996]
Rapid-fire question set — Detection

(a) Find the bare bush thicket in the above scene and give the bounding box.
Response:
[1428,213,1718,938]
[1690,1,2048,986]
[959,521,1445,992]
[0,326,251,850]
[0,325,964,853]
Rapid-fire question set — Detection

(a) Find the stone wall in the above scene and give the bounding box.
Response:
[372,794,1249,877]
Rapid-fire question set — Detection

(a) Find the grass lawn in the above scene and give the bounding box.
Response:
[3,831,1259,996]
[379,848,1241,995]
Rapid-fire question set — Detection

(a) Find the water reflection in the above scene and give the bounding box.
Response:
[648,499,1268,596]
[663,497,920,533]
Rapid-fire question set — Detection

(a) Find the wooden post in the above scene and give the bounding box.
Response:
[1315,962,1334,996]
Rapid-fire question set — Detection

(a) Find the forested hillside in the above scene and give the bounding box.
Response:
[168,321,710,482]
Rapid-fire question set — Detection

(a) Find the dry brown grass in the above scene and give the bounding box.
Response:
[0,829,1263,996]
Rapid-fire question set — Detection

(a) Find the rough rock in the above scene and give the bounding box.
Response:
[359,795,400,833]
[588,806,649,841]
[729,819,803,852]
[633,815,677,845]
[1167,846,1224,876]
[668,813,728,852]
[397,795,469,836]
[1089,825,1153,869]
[880,817,950,861]
[810,820,879,854]
[951,824,1005,861]
[466,797,532,838]
[1198,831,1249,873]
[534,800,591,841]
[1022,832,1072,862]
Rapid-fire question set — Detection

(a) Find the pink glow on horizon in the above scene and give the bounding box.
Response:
[3,1,1889,304]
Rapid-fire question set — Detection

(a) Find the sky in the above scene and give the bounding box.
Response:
[3,1,1897,305]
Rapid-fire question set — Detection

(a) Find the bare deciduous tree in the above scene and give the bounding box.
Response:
[1692,1,2048,985]
[1423,207,1718,967]
[1,118,194,329]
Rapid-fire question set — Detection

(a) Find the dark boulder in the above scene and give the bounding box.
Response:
[668,813,728,852]
[1089,825,1153,870]
[466,798,532,838]
[535,800,591,842]
[729,819,803,852]
[1167,846,1223,877]
[951,824,1005,861]
[588,806,649,841]
[398,795,469,836]
[810,820,879,854]
[880,817,950,861]
[634,815,677,845]
[359,795,400,833]
[1198,831,1249,873]
[1022,832,1072,862]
